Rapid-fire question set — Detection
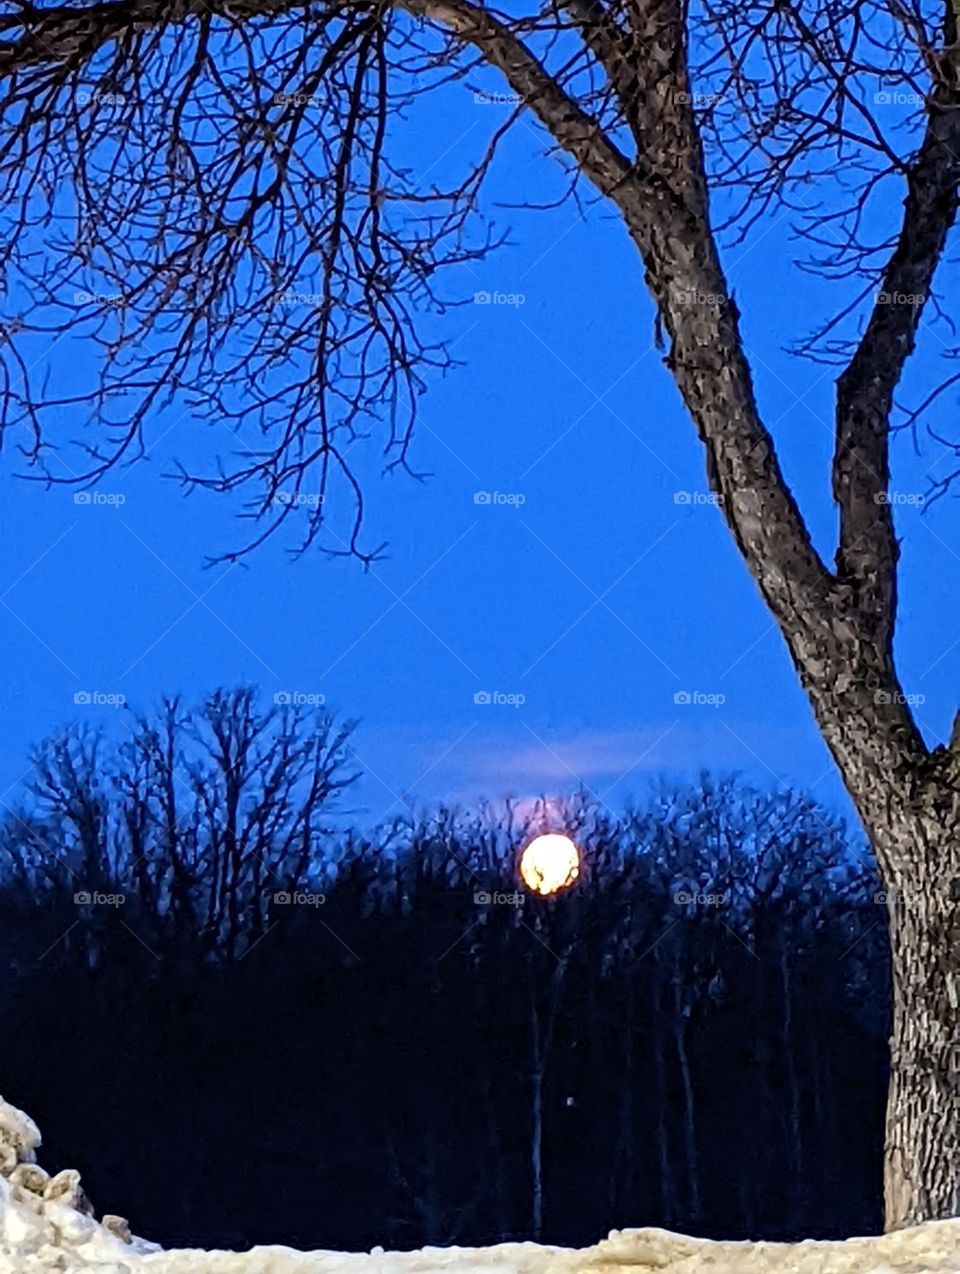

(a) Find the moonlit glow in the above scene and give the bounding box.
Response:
[519,833,580,896]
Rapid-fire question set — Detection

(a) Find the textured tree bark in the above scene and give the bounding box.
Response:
[885,898,960,1228]
[872,799,960,1230]
[776,656,960,1232]
[779,690,960,1230]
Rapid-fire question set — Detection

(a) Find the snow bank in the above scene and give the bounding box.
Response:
[2,1096,958,1274]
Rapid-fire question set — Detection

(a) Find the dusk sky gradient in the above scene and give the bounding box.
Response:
[2,78,959,834]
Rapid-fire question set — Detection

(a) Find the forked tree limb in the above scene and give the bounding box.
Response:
[832,0,960,654]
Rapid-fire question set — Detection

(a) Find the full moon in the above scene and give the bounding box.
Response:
[519,833,581,896]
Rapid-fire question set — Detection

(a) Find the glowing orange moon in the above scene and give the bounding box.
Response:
[519,833,580,896]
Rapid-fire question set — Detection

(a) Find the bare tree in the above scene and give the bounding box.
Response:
[12,690,358,960]
[1,0,958,1231]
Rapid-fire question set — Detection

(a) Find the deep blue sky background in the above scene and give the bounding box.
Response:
[2,83,959,835]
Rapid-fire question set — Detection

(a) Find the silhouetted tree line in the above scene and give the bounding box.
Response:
[0,690,890,1250]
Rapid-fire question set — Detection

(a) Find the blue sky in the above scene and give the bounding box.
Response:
[1,84,958,836]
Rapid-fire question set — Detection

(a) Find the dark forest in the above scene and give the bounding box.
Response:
[0,690,890,1252]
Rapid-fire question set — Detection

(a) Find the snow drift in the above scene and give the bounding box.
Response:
[2,1096,958,1273]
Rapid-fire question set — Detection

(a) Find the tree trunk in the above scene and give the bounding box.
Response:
[878,812,960,1230]
[802,725,960,1231]
[464,20,960,1219]
[528,952,569,1241]
[672,975,700,1222]
[611,967,636,1218]
[651,961,674,1224]
[809,721,960,1230]
[780,941,801,1197]
[530,1037,544,1241]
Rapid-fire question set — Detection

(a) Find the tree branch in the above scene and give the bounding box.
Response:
[405,0,836,652]
[833,2,960,649]
[0,0,300,75]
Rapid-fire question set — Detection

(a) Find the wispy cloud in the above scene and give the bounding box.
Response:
[346,716,852,823]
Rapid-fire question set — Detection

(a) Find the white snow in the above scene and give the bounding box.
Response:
[2,1095,958,1274]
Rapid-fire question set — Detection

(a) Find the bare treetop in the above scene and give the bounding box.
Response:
[0,0,957,582]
